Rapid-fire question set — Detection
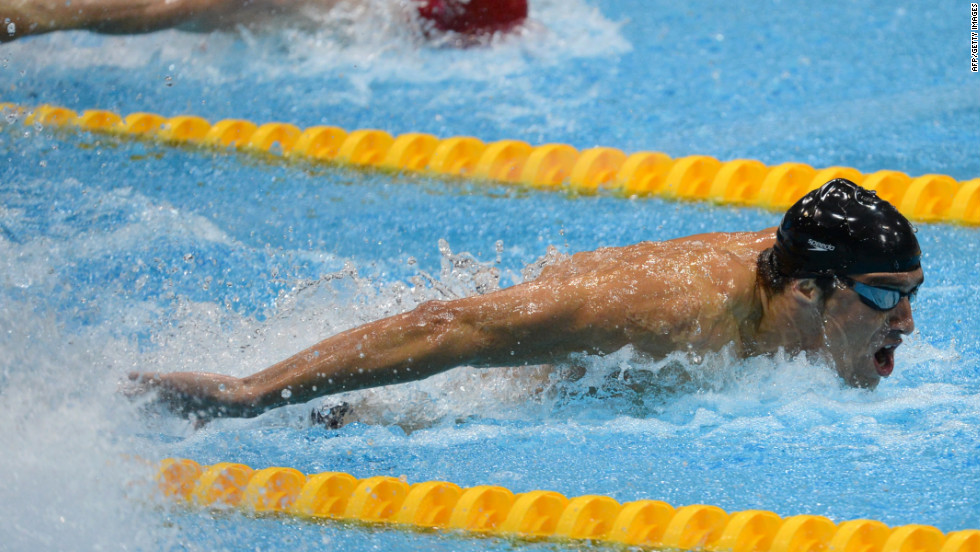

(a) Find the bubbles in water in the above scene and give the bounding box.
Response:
[281,388,292,399]
[521,244,568,281]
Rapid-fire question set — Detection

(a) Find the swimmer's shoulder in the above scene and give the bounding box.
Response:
[620,229,775,265]
[534,229,777,281]
[719,227,778,258]
[663,227,777,248]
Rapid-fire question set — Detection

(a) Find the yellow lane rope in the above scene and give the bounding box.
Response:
[157,458,979,552]
[3,102,978,225]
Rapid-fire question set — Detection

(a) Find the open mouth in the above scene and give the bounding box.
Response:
[873,344,897,377]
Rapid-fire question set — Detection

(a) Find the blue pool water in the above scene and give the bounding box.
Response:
[1,1,978,550]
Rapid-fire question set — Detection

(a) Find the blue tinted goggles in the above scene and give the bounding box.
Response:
[839,276,917,311]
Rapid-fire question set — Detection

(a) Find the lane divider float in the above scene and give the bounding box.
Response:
[3,102,978,225]
[157,458,978,552]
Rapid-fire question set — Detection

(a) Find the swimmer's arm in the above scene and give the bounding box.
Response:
[137,277,623,418]
[0,0,238,41]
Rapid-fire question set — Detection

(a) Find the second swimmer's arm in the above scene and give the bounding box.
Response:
[0,0,237,41]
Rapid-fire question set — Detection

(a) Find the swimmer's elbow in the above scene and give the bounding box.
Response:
[399,300,481,366]
[408,290,588,368]
[405,299,514,367]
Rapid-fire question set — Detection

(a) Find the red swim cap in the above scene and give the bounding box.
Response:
[416,0,528,36]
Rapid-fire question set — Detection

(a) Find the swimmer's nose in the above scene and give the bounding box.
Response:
[889,296,915,335]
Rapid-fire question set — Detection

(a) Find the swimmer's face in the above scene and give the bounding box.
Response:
[819,268,923,388]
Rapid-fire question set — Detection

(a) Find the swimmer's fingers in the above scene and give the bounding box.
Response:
[117,372,191,415]
[118,372,216,423]
[118,371,162,397]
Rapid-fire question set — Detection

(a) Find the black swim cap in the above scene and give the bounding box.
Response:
[774,178,921,276]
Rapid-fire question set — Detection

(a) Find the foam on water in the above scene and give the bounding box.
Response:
[0,292,162,549]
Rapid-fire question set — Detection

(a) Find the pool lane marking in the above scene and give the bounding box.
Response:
[157,458,980,551]
[4,102,979,226]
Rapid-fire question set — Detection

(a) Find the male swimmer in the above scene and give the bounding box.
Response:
[130,178,924,422]
[0,0,527,42]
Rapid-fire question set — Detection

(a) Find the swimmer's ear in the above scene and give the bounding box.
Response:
[790,278,823,307]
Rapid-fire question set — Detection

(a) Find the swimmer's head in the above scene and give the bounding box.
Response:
[763,179,922,389]
[773,178,920,278]
[416,0,527,37]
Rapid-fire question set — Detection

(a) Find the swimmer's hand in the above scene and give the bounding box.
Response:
[119,371,160,398]
[120,371,252,423]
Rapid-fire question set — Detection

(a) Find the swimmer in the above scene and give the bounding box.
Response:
[0,0,527,42]
[129,178,924,421]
